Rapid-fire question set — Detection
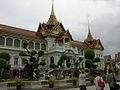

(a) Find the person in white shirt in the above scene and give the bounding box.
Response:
[79,69,87,90]
[94,72,104,90]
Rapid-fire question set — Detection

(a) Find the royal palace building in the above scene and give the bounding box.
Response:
[0,1,104,77]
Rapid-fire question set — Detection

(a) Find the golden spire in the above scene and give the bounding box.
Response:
[86,20,93,41]
[47,0,58,25]
[51,0,54,15]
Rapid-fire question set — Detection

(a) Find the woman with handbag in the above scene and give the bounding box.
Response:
[94,72,105,90]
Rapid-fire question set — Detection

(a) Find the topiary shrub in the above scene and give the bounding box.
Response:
[0,52,10,61]
[93,57,100,62]
[71,77,78,86]
[40,61,46,66]
[85,59,93,69]
[2,72,10,79]
[50,63,56,68]
[85,48,95,60]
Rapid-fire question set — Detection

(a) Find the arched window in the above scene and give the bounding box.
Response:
[35,42,40,50]
[41,43,46,51]
[28,41,34,49]
[6,38,13,47]
[14,39,20,48]
[21,40,27,49]
[81,49,84,56]
[0,36,5,46]
[50,56,54,63]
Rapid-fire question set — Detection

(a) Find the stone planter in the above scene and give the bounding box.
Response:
[49,84,54,88]
[16,85,21,90]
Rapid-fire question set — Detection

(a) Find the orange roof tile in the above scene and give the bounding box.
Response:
[71,40,83,48]
[82,39,104,50]
[0,24,44,40]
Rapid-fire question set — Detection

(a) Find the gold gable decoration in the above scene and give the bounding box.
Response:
[95,40,104,50]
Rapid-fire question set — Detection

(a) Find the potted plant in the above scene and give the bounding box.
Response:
[40,61,46,66]
[71,77,78,86]
[48,79,55,88]
[88,75,95,84]
[15,79,24,90]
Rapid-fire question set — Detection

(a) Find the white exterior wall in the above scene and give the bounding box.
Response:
[45,37,56,50]
[0,35,105,71]
[94,49,104,69]
[0,36,43,71]
[0,48,24,70]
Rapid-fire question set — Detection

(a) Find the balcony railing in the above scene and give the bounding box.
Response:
[47,45,78,54]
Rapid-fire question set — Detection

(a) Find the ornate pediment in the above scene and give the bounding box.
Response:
[95,40,104,50]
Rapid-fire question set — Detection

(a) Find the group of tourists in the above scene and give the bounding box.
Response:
[78,68,120,90]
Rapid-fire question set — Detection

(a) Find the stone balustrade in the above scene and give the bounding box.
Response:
[0,82,7,90]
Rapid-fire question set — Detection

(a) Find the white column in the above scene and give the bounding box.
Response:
[10,55,14,66]
[40,43,41,50]
[4,37,7,47]
[33,42,35,50]
[20,40,22,49]
[12,38,15,48]
[18,57,22,66]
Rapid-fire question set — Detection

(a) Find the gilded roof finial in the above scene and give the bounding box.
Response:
[86,19,93,41]
[47,0,58,25]
[51,0,54,15]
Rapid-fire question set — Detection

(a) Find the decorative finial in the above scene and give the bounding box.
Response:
[86,16,93,41]
[86,15,90,31]
[51,0,54,15]
[47,0,58,25]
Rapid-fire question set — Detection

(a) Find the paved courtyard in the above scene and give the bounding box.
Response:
[61,82,120,90]
[61,84,110,90]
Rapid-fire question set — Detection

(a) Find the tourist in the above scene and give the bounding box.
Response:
[45,70,50,80]
[94,72,105,90]
[106,69,117,90]
[79,69,87,90]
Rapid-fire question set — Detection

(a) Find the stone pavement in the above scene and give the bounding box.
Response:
[61,84,110,90]
[61,82,120,90]
[7,82,120,90]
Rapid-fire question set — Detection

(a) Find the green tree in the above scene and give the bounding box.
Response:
[50,63,56,68]
[85,59,93,69]
[85,48,95,60]
[19,42,44,80]
[58,54,69,67]
[84,48,95,69]
[0,58,7,77]
[93,57,100,62]
[57,54,70,79]
[0,52,10,61]
[0,52,11,79]
[40,60,46,66]
[84,48,97,76]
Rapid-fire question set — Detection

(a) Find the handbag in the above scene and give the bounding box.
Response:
[98,79,105,89]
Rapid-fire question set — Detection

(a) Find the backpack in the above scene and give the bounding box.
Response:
[98,79,105,89]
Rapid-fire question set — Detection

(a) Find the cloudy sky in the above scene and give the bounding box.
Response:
[0,0,120,58]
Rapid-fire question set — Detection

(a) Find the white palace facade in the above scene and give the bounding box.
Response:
[0,1,104,77]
